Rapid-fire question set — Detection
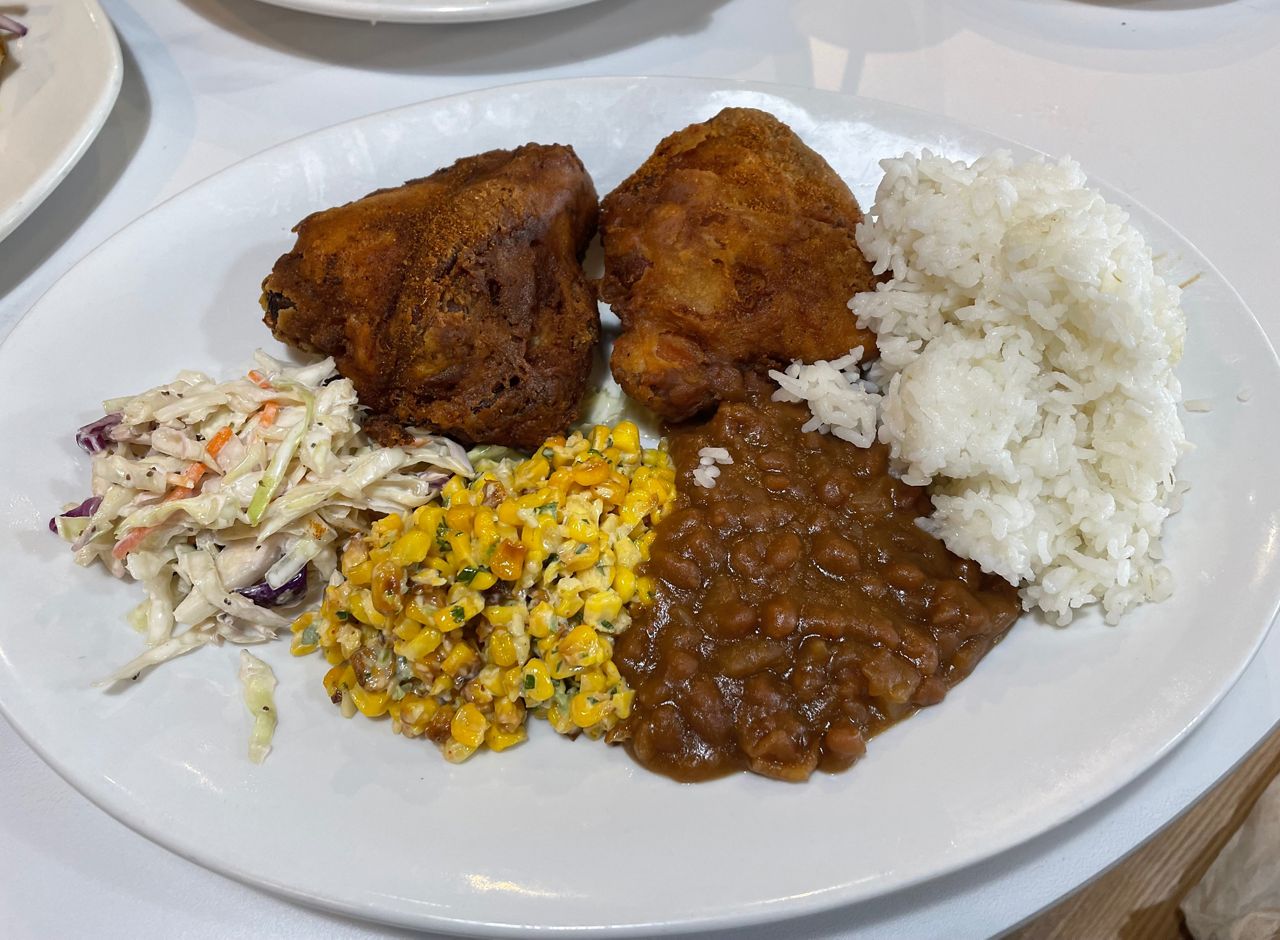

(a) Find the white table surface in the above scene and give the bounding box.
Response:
[3,0,1279,936]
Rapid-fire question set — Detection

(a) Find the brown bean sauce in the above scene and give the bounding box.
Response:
[612,381,1021,782]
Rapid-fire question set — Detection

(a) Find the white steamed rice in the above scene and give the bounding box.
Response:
[783,149,1187,625]
[693,446,734,488]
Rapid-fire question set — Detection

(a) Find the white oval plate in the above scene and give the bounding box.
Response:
[0,0,122,242]
[0,77,1277,936]
[252,0,606,24]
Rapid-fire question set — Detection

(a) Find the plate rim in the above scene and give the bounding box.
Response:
[2,75,1278,936]
[249,0,607,24]
[0,0,124,243]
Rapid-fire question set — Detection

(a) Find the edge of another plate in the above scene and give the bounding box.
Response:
[0,0,123,243]
[251,0,606,24]
[1,76,1278,936]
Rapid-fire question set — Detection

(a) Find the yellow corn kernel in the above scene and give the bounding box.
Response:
[370,513,403,542]
[514,456,551,490]
[445,531,472,566]
[350,684,390,718]
[485,725,526,752]
[441,641,478,677]
[390,528,433,567]
[501,665,525,696]
[636,575,655,604]
[348,590,387,627]
[615,536,642,570]
[583,590,623,626]
[578,667,607,696]
[465,678,495,708]
[345,559,373,587]
[519,522,540,558]
[490,540,526,581]
[468,568,498,591]
[547,467,574,498]
[446,585,485,617]
[529,602,555,638]
[393,614,421,642]
[340,537,369,570]
[322,664,354,699]
[571,457,610,487]
[493,697,524,731]
[613,688,635,720]
[497,500,523,527]
[472,507,497,546]
[477,665,506,698]
[521,658,555,703]
[336,623,362,659]
[589,425,611,452]
[429,674,453,697]
[324,646,345,665]
[450,702,489,749]
[552,590,584,619]
[570,692,609,728]
[563,541,601,573]
[445,505,475,533]
[412,504,443,533]
[559,623,604,668]
[546,702,571,735]
[399,625,442,661]
[433,604,470,632]
[484,604,519,627]
[442,474,469,503]
[612,421,640,454]
[596,472,629,505]
[488,630,519,668]
[614,568,637,604]
[566,516,596,543]
[442,739,476,763]
[404,595,436,627]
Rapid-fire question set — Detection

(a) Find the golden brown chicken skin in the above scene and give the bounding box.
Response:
[262,143,600,451]
[599,107,879,422]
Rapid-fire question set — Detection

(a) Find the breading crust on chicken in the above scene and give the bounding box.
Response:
[599,107,880,422]
[262,143,600,451]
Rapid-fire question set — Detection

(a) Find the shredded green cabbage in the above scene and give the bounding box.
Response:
[238,651,278,764]
[65,351,475,686]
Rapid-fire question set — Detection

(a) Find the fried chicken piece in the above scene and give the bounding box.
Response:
[261,143,600,450]
[599,107,879,422]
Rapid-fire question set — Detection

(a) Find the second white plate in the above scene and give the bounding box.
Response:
[0,0,122,243]
[251,0,607,24]
[0,77,1277,935]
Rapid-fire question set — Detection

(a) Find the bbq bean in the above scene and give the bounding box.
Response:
[613,380,1020,784]
[759,596,799,639]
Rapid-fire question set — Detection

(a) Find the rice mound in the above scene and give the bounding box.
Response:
[843,150,1186,625]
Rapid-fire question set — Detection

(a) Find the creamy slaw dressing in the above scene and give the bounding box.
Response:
[56,352,473,683]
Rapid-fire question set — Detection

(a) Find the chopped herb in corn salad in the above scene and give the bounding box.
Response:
[291,420,676,762]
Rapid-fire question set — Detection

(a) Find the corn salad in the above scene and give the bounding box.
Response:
[290,421,675,762]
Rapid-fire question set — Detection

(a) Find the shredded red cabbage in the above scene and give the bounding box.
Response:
[237,566,308,608]
[0,15,26,37]
[49,495,103,533]
[76,413,122,455]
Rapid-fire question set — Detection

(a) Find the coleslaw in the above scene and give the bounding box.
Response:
[53,351,473,684]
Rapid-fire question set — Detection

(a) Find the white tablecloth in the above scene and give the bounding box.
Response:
[4,0,1280,936]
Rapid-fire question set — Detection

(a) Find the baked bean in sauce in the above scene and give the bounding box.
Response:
[612,381,1021,782]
